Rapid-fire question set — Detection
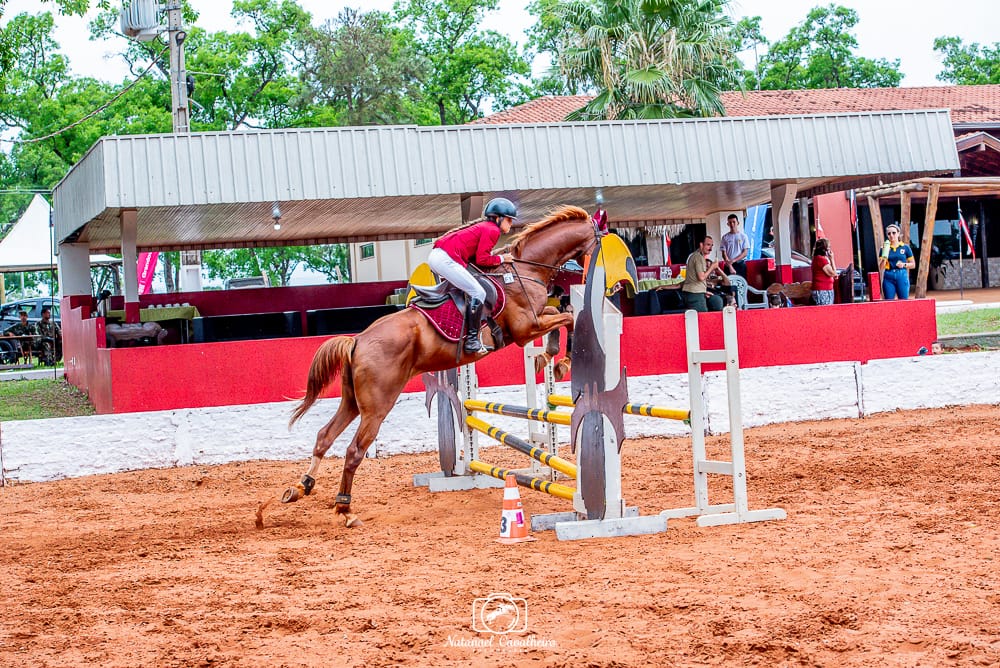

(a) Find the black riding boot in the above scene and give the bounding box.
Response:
[463,298,487,354]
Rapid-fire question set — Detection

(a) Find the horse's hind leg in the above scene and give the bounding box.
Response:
[283,396,359,504]
[334,412,389,527]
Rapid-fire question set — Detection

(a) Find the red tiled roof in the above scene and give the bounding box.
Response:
[475,85,1000,125]
[470,95,594,124]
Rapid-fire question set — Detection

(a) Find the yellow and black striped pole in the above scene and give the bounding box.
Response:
[469,461,575,501]
[465,415,577,479]
[464,399,571,426]
[547,394,690,423]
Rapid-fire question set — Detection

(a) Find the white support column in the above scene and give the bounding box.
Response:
[771,182,798,284]
[704,211,726,248]
[178,250,203,292]
[56,242,93,298]
[120,208,140,322]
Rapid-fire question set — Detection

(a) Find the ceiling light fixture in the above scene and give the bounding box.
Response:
[272,202,282,231]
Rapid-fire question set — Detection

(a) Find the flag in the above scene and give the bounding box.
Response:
[137,251,159,295]
[815,210,826,239]
[958,203,975,260]
[848,189,858,229]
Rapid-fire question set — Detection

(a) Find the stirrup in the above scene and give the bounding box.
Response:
[464,335,487,354]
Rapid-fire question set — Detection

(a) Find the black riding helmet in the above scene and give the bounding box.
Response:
[483,197,517,223]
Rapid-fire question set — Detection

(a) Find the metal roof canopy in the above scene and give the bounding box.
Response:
[52,110,960,253]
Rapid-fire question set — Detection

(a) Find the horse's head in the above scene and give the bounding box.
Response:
[508,205,598,270]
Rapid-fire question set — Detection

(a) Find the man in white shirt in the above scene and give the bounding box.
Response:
[720,214,750,279]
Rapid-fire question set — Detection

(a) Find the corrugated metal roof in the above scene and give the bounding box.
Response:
[53,110,960,252]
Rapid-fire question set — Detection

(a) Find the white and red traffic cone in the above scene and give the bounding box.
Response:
[496,473,536,544]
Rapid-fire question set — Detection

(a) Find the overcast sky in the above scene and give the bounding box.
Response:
[3,0,998,87]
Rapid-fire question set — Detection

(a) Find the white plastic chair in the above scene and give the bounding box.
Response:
[728,275,769,310]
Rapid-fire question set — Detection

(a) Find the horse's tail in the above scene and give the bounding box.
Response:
[289,336,355,427]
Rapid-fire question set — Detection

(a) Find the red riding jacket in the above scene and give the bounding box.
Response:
[433,220,503,268]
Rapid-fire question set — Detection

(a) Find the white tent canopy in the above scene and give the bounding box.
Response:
[0,194,119,273]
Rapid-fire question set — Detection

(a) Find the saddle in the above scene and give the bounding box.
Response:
[408,274,506,347]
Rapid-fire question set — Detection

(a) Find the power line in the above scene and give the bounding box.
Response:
[0,45,169,146]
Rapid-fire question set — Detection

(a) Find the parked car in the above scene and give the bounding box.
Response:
[225,275,270,289]
[758,247,812,268]
[0,297,60,333]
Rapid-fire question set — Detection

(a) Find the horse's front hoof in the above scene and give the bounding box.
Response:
[344,513,364,528]
[533,352,552,374]
[281,483,305,503]
[554,358,571,381]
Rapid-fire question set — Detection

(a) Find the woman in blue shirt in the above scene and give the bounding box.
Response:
[880,224,915,299]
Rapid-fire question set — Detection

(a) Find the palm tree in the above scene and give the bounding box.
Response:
[550,0,740,120]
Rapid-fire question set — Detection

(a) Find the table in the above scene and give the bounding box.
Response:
[106,306,201,343]
[637,277,684,291]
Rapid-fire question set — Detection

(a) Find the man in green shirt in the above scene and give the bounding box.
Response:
[681,236,726,312]
[35,307,61,365]
[3,310,37,361]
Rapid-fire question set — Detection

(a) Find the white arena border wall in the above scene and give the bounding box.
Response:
[3,351,999,483]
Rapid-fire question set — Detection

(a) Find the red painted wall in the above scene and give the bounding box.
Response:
[107,280,408,316]
[622,300,936,375]
[77,299,937,414]
[815,192,856,268]
[61,296,114,413]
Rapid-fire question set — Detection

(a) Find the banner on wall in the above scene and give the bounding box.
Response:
[137,252,159,295]
[744,205,768,260]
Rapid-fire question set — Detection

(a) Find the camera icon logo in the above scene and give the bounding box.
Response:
[471,592,528,634]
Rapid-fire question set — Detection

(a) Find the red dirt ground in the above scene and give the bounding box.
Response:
[2,405,999,667]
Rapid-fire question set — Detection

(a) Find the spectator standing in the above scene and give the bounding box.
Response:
[810,238,838,305]
[879,224,915,300]
[681,236,725,312]
[720,214,750,278]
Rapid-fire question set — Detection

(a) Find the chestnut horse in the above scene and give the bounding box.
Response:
[274,205,599,528]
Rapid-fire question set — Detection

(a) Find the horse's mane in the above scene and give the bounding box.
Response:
[509,205,591,254]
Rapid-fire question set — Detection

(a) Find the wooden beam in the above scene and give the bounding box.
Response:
[868,196,886,287]
[856,177,1000,200]
[900,192,912,244]
[856,182,924,199]
[915,183,941,299]
[913,177,1000,185]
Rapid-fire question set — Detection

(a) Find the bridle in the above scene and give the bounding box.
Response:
[492,232,600,286]
[484,228,601,327]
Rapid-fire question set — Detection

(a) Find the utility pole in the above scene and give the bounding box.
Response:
[166,4,190,134]
[163,4,202,289]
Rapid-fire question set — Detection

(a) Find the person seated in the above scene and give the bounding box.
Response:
[3,310,37,362]
[680,236,726,312]
[34,307,62,364]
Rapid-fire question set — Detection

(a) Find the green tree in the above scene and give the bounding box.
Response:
[933,36,1000,85]
[302,244,351,283]
[532,0,740,121]
[0,0,96,83]
[203,246,312,287]
[753,4,901,90]
[295,8,430,126]
[0,13,173,185]
[728,15,767,90]
[89,0,314,131]
[395,0,531,124]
